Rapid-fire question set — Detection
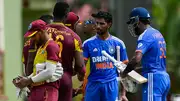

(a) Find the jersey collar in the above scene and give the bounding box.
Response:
[96,32,112,40]
[51,22,65,26]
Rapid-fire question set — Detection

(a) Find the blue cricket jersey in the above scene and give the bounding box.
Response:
[136,27,166,74]
[83,34,128,83]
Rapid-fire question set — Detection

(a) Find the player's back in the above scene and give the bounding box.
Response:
[83,35,128,83]
[137,27,166,74]
[47,23,81,75]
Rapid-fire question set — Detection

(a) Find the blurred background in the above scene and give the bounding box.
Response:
[0,0,180,101]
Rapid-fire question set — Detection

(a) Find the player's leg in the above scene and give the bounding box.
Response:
[162,73,171,101]
[142,73,162,101]
[101,79,118,101]
[162,86,170,101]
[58,72,73,101]
[143,72,170,101]
[116,75,121,100]
[45,86,59,101]
[28,85,58,101]
[84,81,101,101]
[153,72,171,101]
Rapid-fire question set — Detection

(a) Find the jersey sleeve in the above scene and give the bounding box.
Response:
[46,41,60,64]
[119,42,129,64]
[22,44,29,65]
[22,39,31,65]
[82,41,89,61]
[136,32,154,54]
[74,34,83,52]
[28,39,37,52]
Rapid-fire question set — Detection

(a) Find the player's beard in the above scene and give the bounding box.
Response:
[134,27,141,36]
[128,24,141,37]
[97,29,106,35]
[37,38,44,45]
[97,31,104,35]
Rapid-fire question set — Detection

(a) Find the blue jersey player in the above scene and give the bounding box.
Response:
[83,11,129,101]
[123,7,170,101]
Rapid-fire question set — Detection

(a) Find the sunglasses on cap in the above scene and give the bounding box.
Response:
[84,20,96,25]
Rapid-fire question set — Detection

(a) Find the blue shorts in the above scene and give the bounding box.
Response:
[142,72,170,101]
[85,79,118,101]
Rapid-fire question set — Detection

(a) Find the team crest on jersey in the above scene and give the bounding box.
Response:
[138,43,143,48]
[41,50,45,54]
[109,46,115,54]
[28,23,32,30]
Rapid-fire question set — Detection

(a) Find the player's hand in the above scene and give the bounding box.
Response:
[77,73,84,81]
[72,88,82,97]
[46,62,63,82]
[72,70,77,76]
[120,95,128,101]
[120,71,128,78]
[114,62,126,73]
[13,76,33,89]
[12,76,22,87]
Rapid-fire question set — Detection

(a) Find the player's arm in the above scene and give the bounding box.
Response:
[122,39,151,76]
[74,37,86,81]
[22,45,28,76]
[26,40,37,76]
[22,39,36,76]
[118,43,129,96]
[30,42,62,83]
[26,51,36,76]
[122,52,142,76]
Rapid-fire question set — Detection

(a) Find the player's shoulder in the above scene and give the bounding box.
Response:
[111,36,126,49]
[71,30,81,40]
[138,27,158,41]
[82,35,97,47]
[46,40,59,50]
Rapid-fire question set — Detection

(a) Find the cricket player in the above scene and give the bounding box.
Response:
[23,14,53,76]
[83,11,128,101]
[72,19,97,101]
[82,19,97,40]
[122,7,170,101]
[65,12,80,31]
[39,14,53,24]
[64,11,86,98]
[48,2,85,101]
[13,20,63,101]
[22,2,85,100]
[81,19,97,101]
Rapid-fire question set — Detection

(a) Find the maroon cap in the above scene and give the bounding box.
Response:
[24,19,46,38]
[65,12,79,27]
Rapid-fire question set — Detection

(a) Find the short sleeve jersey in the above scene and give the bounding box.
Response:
[83,35,128,83]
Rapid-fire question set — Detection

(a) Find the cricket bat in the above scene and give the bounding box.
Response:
[102,50,147,84]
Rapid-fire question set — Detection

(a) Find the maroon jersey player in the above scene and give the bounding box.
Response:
[49,2,85,101]
[13,20,63,101]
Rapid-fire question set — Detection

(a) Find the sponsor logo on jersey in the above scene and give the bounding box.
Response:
[93,48,98,52]
[92,56,114,69]
[92,56,109,63]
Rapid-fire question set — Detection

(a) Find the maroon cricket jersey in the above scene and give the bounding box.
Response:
[32,40,60,88]
[22,39,38,68]
[47,23,82,75]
